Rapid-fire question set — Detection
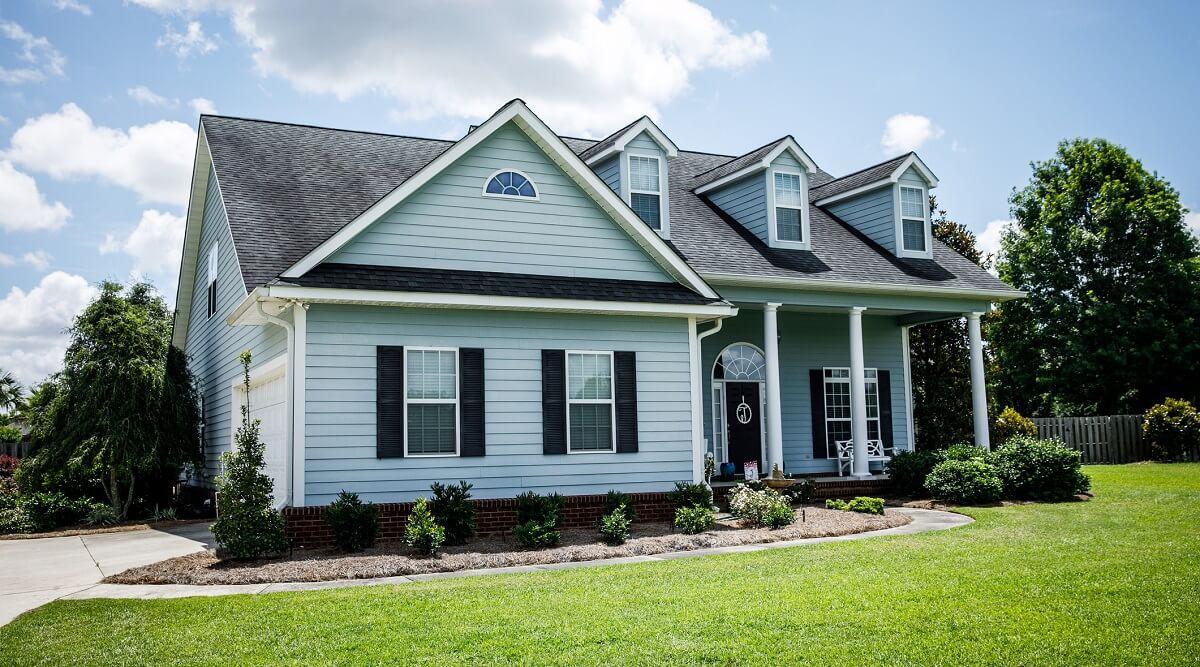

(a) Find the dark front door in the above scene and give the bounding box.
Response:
[725,382,762,473]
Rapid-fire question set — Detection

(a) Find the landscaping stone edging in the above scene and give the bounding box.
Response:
[61,508,971,602]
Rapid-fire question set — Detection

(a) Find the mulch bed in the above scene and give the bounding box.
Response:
[105,507,910,586]
[0,518,211,541]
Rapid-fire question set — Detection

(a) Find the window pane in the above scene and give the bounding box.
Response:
[825,381,851,419]
[866,380,879,419]
[718,344,766,381]
[776,207,803,241]
[903,218,926,251]
[568,353,612,400]
[569,403,613,451]
[629,156,659,192]
[900,186,924,218]
[631,192,661,229]
[407,350,456,399]
[774,172,803,207]
[486,171,536,198]
[407,403,456,454]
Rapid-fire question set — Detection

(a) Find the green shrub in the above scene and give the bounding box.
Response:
[429,481,475,545]
[0,426,20,445]
[885,450,943,497]
[825,499,849,511]
[150,506,177,523]
[603,490,637,522]
[211,351,289,559]
[925,459,1003,504]
[0,477,17,511]
[728,484,791,527]
[846,496,885,514]
[513,519,560,548]
[763,501,795,529]
[85,504,119,527]
[0,507,32,534]
[782,478,815,504]
[992,406,1037,444]
[941,443,987,462]
[990,436,1090,500]
[515,491,563,526]
[673,505,714,534]
[1143,398,1200,462]
[403,498,445,556]
[19,491,92,533]
[325,491,380,553]
[598,506,631,545]
[668,481,712,510]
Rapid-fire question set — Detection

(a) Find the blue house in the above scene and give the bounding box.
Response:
[172,100,1021,508]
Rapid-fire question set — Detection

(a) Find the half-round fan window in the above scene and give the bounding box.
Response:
[484,170,537,199]
[714,343,767,381]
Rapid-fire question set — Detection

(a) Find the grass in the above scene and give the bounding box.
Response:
[3,464,1198,666]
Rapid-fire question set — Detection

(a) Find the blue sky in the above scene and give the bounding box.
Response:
[0,0,1197,384]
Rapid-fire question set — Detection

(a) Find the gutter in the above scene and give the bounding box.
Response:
[702,272,1026,301]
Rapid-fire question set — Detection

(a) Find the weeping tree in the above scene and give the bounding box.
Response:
[27,282,201,518]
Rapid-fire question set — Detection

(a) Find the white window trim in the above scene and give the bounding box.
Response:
[403,346,461,458]
[480,168,540,201]
[566,350,617,454]
[822,366,881,458]
[766,167,811,250]
[709,342,768,470]
[894,183,933,259]
[621,150,670,239]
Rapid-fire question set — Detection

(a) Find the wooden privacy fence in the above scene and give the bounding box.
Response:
[1032,415,1148,463]
[0,439,29,459]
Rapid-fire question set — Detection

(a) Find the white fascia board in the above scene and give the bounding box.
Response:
[583,116,680,165]
[891,153,939,187]
[813,154,941,207]
[813,179,893,206]
[280,100,718,301]
[694,138,818,196]
[702,272,1026,301]
[764,138,819,175]
[170,126,213,350]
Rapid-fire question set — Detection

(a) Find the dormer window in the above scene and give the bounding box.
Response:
[628,155,662,230]
[899,185,928,253]
[483,170,538,199]
[773,172,805,242]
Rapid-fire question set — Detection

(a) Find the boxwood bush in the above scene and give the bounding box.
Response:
[673,505,714,534]
[925,459,1003,505]
[403,498,445,556]
[668,481,712,510]
[325,490,380,553]
[885,450,943,497]
[825,496,885,514]
[989,436,1090,500]
[603,490,637,522]
[598,506,631,545]
[429,481,475,545]
[1143,398,1200,462]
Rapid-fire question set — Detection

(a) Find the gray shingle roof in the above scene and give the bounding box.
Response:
[577,116,643,162]
[809,153,911,202]
[689,137,791,189]
[201,115,1015,298]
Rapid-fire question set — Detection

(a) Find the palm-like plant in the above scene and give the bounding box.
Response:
[0,370,22,416]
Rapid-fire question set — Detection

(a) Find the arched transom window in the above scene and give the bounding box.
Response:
[484,170,538,199]
[713,343,766,381]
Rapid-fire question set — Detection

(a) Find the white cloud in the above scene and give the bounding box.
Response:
[977,218,1013,261]
[0,160,72,232]
[157,21,218,58]
[21,250,51,271]
[0,21,66,84]
[52,0,92,15]
[881,114,944,155]
[0,271,96,385]
[127,84,175,107]
[129,0,769,135]
[6,103,195,206]
[101,209,185,274]
[1184,206,1200,239]
[188,97,216,115]
[0,253,12,266]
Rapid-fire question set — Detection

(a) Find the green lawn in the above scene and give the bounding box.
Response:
[4,464,1199,666]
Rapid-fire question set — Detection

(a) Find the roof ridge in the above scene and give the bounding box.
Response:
[812,152,913,190]
[201,114,458,144]
[689,135,791,179]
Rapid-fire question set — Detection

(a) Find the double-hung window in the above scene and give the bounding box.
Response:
[628,155,662,230]
[899,186,928,252]
[823,368,880,457]
[567,351,615,452]
[773,171,805,242]
[406,348,459,456]
[206,243,219,318]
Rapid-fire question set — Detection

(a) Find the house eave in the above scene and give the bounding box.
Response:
[701,272,1026,302]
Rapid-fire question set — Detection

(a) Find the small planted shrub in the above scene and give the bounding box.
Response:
[846,496,885,515]
[674,505,715,534]
[0,507,32,534]
[1143,398,1200,462]
[925,459,1003,505]
[668,481,712,510]
[826,499,849,511]
[325,491,380,553]
[514,519,560,548]
[992,406,1037,444]
[429,481,475,545]
[603,490,637,522]
[885,450,943,497]
[763,501,795,529]
[941,443,987,462]
[514,491,562,548]
[404,498,445,556]
[728,484,791,528]
[990,436,1090,501]
[85,504,119,527]
[598,505,632,545]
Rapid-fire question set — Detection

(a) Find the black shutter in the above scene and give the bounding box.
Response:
[810,369,826,459]
[877,370,894,450]
[460,348,485,457]
[614,351,638,453]
[377,346,404,458]
[541,349,566,455]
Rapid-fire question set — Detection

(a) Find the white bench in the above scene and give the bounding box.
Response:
[835,439,890,476]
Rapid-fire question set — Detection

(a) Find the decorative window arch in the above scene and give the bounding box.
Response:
[712,343,767,382]
[483,169,538,200]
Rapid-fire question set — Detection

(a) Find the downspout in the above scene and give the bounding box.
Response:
[690,318,724,482]
[256,301,295,507]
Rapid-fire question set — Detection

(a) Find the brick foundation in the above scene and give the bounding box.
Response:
[283,491,675,549]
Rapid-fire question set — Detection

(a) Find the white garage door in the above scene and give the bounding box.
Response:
[236,360,288,507]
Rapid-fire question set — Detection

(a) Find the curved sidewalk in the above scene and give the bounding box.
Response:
[60,508,972,603]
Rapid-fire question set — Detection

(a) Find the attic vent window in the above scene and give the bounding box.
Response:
[899,186,928,252]
[483,170,538,199]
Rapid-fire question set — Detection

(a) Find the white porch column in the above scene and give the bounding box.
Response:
[848,307,870,478]
[763,303,784,474]
[967,311,991,451]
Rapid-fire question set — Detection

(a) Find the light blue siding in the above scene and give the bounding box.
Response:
[329,121,671,283]
[898,165,927,187]
[772,152,803,171]
[303,305,694,504]
[827,186,896,253]
[594,155,620,194]
[184,168,287,476]
[626,131,662,153]
[700,308,909,475]
[707,174,768,243]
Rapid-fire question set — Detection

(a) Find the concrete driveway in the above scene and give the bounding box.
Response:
[0,522,213,626]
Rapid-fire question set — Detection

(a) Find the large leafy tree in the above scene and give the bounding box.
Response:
[28,281,201,517]
[991,138,1200,415]
[908,197,988,449]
